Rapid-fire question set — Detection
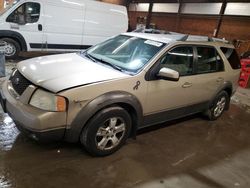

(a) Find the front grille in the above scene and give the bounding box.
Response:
[10,70,32,96]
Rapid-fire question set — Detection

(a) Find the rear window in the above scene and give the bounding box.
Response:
[220,47,241,69]
[196,46,224,74]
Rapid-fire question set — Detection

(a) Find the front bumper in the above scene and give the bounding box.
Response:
[0,80,67,142]
[15,121,66,143]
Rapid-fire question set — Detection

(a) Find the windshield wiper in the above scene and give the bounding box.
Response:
[97,58,124,72]
[84,52,96,62]
[84,52,123,72]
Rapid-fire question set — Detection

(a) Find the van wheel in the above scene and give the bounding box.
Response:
[80,106,132,157]
[206,91,229,121]
[1,38,21,59]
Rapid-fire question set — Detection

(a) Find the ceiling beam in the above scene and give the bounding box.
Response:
[130,0,250,3]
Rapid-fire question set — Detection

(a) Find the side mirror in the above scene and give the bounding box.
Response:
[157,67,180,81]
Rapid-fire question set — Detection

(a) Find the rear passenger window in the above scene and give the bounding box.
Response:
[220,48,241,69]
[196,47,224,74]
[160,46,194,76]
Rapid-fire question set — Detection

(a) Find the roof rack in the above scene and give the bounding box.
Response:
[178,34,229,43]
[133,28,170,34]
[132,29,230,44]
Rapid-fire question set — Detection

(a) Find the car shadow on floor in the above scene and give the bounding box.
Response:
[0,104,250,188]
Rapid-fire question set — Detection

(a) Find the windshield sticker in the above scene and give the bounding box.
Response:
[144,40,163,47]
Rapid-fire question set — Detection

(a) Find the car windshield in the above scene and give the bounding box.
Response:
[84,35,166,74]
[0,0,19,16]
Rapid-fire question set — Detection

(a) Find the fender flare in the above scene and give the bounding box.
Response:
[0,30,27,51]
[209,81,233,110]
[64,91,143,143]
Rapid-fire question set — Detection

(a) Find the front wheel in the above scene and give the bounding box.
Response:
[206,91,229,121]
[1,38,21,59]
[80,106,132,157]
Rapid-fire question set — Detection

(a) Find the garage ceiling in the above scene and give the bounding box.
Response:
[130,0,250,3]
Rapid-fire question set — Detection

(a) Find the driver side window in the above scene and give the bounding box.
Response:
[6,2,40,24]
[160,46,194,76]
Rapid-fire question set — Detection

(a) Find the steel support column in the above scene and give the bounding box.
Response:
[146,1,153,28]
[214,0,227,37]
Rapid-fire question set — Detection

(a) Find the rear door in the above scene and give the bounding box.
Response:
[193,46,225,100]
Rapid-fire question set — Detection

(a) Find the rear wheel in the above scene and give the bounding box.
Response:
[1,38,21,59]
[206,91,229,121]
[80,106,132,157]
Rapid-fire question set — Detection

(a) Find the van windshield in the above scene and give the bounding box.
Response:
[84,35,166,74]
[0,0,19,16]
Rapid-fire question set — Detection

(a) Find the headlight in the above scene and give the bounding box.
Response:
[30,89,67,112]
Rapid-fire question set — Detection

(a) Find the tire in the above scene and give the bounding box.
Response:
[206,91,229,121]
[1,38,21,59]
[80,106,132,157]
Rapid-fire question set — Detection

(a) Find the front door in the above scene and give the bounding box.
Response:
[144,46,199,116]
[6,2,43,51]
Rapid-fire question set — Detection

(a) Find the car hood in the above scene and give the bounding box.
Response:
[17,53,129,93]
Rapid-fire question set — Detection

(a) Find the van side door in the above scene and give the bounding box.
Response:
[6,2,43,51]
[42,1,85,51]
[83,1,128,46]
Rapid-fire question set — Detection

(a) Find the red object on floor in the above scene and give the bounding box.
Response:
[239,71,250,88]
[241,58,250,73]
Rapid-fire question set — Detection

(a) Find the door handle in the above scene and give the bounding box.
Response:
[216,77,224,83]
[182,82,192,88]
[38,24,43,31]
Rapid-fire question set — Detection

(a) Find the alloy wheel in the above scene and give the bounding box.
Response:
[214,96,226,117]
[95,117,126,151]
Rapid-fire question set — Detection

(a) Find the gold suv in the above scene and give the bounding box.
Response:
[0,32,241,156]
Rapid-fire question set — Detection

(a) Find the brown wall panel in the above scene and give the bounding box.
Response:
[0,0,4,11]
[218,17,250,41]
[100,0,126,5]
[128,11,148,29]
[128,12,219,36]
[178,16,218,37]
[128,8,250,54]
[150,13,178,32]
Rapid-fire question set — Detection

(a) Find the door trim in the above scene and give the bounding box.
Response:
[141,101,209,128]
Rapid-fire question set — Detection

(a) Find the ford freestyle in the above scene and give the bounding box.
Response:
[0,32,241,156]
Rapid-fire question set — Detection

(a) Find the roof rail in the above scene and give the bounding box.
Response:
[208,37,213,42]
[178,35,189,41]
[132,29,230,44]
[133,28,171,34]
[178,35,229,43]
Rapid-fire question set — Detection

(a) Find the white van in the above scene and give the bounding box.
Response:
[0,0,128,58]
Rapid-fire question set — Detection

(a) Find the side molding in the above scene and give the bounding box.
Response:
[64,91,143,143]
[0,30,27,51]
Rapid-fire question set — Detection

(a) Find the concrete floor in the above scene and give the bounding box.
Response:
[0,54,250,188]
